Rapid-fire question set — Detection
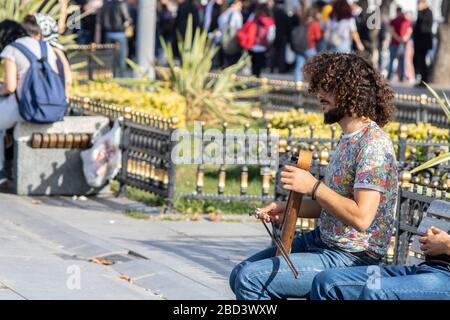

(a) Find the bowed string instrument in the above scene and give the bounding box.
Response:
[252,150,313,279]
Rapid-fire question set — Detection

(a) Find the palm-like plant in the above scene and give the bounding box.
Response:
[158,15,270,124]
[410,83,450,174]
[0,0,80,44]
[2,0,62,24]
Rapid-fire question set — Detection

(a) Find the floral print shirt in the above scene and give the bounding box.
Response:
[319,121,398,258]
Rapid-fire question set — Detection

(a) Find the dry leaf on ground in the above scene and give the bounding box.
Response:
[119,274,131,282]
[89,257,114,265]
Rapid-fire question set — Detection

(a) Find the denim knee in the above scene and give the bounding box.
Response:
[233,266,252,300]
[359,285,387,300]
[229,263,242,294]
[310,270,336,300]
[233,264,266,300]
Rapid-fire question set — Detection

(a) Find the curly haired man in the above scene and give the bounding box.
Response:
[229,52,398,300]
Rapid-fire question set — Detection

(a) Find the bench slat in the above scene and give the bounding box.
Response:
[410,217,450,254]
[426,200,450,219]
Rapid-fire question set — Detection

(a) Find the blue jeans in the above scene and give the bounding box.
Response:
[294,48,317,82]
[104,31,128,77]
[311,264,450,300]
[388,44,405,81]
[229,228,378,300]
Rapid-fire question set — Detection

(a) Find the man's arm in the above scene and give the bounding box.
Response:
[280,166,381,231]
[314,185,380,232]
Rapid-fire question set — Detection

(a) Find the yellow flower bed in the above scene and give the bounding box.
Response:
[71,82,186,126]
[269,109,449,142]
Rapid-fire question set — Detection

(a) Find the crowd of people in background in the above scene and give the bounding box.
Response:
[67,0,442,86]
[151,0,440,86]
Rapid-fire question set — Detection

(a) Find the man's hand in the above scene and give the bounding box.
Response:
[280,165,318,195]
[255,201,286,224]
[419,227,450,256]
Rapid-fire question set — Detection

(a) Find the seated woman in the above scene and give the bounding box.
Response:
[0,17,59,187]
[311,226,450,300]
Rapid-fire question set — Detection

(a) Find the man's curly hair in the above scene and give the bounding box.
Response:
[303,52,396,127]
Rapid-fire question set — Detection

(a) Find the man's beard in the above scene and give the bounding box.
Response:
[324,108,345,124]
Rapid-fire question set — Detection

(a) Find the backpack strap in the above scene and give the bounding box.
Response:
[38,40,48,60]
[9,42,38,63]
[41,40,66,86]
[55,54,66,87]
[40,40,66,87]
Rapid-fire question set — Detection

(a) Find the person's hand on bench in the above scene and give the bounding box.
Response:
[419,227,450,257]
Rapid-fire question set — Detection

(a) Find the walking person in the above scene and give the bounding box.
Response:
[413,0,434,86]
[248,3,275,77]
[218,0,244,67]
[404,11,416,84]
[100,0,133,77]
[203,0,227,69]
[292,6,322,82]
[156,0,175,64]
[270,0,292,74]
[387,7,412,82]
[173,0,201,58]
[324,0,364,53]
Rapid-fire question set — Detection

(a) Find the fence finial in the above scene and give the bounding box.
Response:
[319,149,330,165]
[279,139,287,152]
[124,106,132,120]
[171,117,180,129]
[399,124,408,140]
[82,97,90,110]
[400,171,412,188]
[420,94,428,105]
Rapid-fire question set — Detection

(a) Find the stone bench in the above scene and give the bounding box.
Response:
[13,116,110,196]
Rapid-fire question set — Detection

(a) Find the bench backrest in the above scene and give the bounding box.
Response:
[396,200,450,265]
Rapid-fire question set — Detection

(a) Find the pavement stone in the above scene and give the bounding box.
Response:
[0,193,269,299]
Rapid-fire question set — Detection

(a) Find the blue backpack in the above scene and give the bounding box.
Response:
[10,40,67,124]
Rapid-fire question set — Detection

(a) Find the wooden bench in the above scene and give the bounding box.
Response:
[394,200,450,265]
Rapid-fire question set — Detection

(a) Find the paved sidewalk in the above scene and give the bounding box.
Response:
[0,193,268,300]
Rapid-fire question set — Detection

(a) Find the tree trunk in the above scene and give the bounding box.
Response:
[431,1,450,85]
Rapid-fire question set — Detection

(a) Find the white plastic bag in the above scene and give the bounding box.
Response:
[81,120,122,188]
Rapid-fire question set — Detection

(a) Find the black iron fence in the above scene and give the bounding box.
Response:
[69,97,449,205]
[66,43,119,80]
[191,70,450,129]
